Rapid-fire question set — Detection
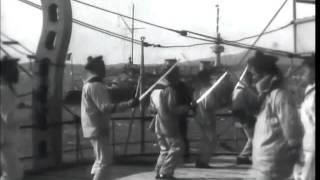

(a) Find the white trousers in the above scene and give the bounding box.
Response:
[155,134,183,176]
[89,136,113,180]
[293,150,315,180]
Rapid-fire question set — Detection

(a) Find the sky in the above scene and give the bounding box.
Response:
[0,0,315,64]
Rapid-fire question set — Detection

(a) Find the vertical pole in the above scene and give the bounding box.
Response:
[28,56,33,73]
[70,54,74,89]
[293,0,297,53]
[215,4,221,66]
[75,115,80,162]
[140,36,145,153]
[131,4,135,65]
[112,120,116,155]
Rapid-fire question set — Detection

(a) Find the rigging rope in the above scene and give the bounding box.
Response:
[0,39,30,56]
[16,0,303,58]
[232,21,293,42]
[1,32,34,54]
[17,0,143,45]
[71,0,302,55]
[1,34,81,119]
[71,0,181,34]
[0,46,11,56]
[236,0,290,66]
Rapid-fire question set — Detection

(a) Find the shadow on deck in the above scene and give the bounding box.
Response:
[24,155,255,180]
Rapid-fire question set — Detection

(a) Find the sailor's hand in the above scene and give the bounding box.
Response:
[128,98,140,107]
[190,101,197,110]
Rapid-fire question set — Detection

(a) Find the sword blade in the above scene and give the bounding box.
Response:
[139,60,180,101]
[234,65,248,91]
[196,72,228,104]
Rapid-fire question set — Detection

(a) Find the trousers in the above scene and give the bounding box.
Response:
[293,150,315,180]
[89,136,113,180]
[0,125,23,180]
[196,121,216,165]
[155,134,184,176]
[239,125,253,157]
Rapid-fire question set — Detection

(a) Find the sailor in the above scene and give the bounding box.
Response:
[164,59,193,160]
[294,56,315,180]
[232,71,259,164]
[192,70,217,168]
[175,79,193,160]
[0,57,24,180]
[81,56,139,180]
[153,66,190,180]
[249,52,303,180]
[148,80,167,133]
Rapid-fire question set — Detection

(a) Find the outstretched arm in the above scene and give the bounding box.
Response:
[89,83,133,113]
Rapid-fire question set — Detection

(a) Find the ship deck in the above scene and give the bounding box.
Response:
[24,155,255,180]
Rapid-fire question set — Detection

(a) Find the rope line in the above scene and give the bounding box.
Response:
[1,32,35,54]
[71,0,302,54]
[17,0,143,45]
[0,46,11,56]
[0,38,30,56]
[71,0,181,34]
[1,34,81,120]
[14,0,220,50]
[237,0,290,66]
[232,21,293,42]
[16,0,303,58]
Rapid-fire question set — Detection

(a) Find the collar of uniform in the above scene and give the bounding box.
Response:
[304,83,315,97]
[236,82,246,90]
[85,75,103,83]
[255,75,282,95]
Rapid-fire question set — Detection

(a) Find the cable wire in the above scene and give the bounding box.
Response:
[71,0,181,34]
[72,0,299,55]
[1,34,81,120]
[1,38,30,56]
[237,0,290,66]
[1,32,35,54]
[73,19,142,45]
[0,46,11,56]
[157,42,214,48]
[17,0,143,45]
[233,21,293,42]
[15,0,221,50]
[16,0,303,58]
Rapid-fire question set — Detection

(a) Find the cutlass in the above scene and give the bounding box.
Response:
[139,60,180,101]
[196,72,228,104]
[233,65,248,91]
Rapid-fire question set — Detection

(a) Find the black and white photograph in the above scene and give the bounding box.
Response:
[0,0,315,179]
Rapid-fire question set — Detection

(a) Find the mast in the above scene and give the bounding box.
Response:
[139,36,145,153]
[213,4,224,66]
[293,0,297,53]
[130,4,135,64]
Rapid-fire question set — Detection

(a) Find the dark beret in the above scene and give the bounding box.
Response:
[84,55,105,71]
[247,51,278,73]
